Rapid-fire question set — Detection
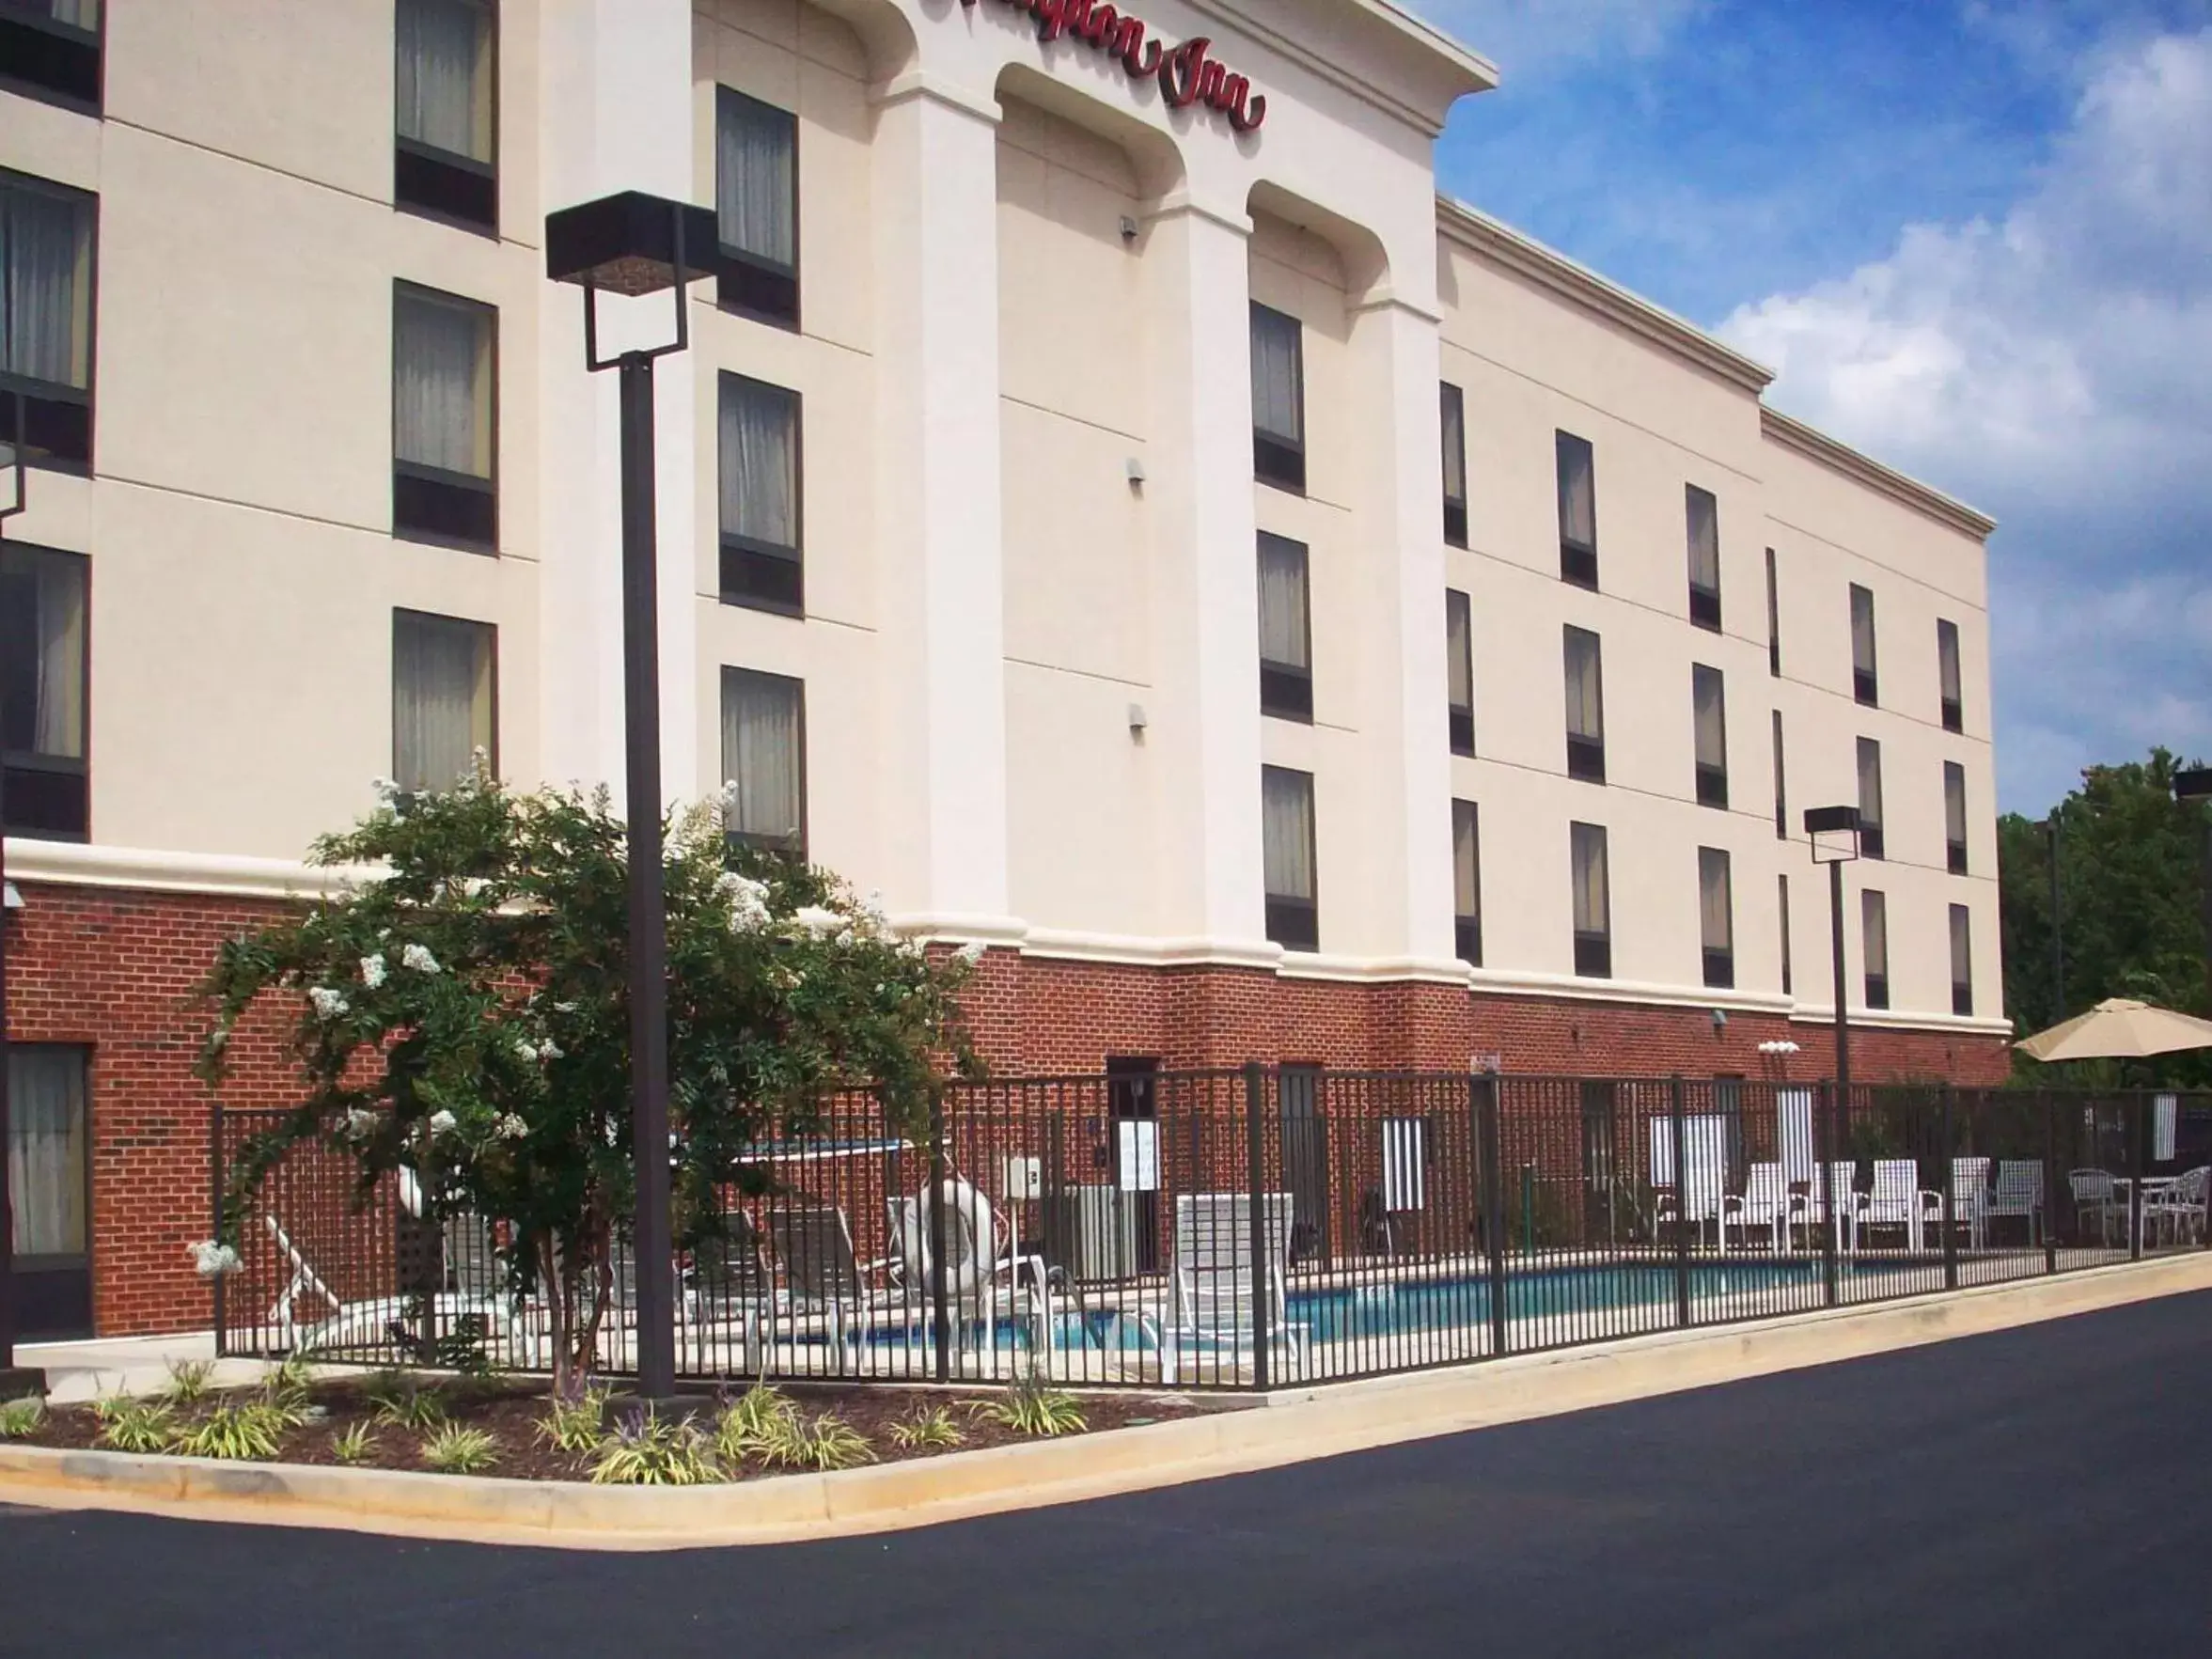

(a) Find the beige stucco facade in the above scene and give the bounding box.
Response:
[1,0,2004,1040]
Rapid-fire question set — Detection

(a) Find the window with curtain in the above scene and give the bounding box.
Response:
[1446,587,1474,755]
[1770,710,1787,840]
[1862,888,1890,1009]
[718,372,803,615]
[1440,382,1467,546]
[1563,625,1606,783]
[0,542,86,838]
[1250,303,1305,492]
[1945,761,1969,875]
[1937,618,1964,732]
[393,0,495,231]
[1571,821,1610,978]
[1850,583,1879,706]
[1257,532,1311,722]
[1452,798,1482,966]
[1262,765,1317,951]
[8,1044,86,1260]
[715,86,798,326]
[0,171,96,468]
[1779,872,1794,996]
[1699,846,1734,990]
[392,609,494,793]
[392,283,495,549]
[720,667,805,857]
[1686,484,1721,630]
[1556,430,1597,587]
[0,1,102,110]
[1693,664,1728,809]
[1765,546,1781,676]
[1950,903,1973,1016]
[1857,736,1886,859]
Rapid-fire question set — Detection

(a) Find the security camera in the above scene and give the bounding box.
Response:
[1711,1008,1729,1029]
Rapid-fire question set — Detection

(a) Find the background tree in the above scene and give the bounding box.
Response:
[2000,746,2212,1086]
[196,772,981,1396]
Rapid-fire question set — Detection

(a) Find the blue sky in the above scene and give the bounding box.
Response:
[1413,0,2212,816]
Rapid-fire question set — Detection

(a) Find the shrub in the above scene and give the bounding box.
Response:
[162,1358,216,1405]
[0,1397,45,1439]
[369,1375,447,1432]
[758,1413,874,1473]
[94,1397,178,1454]
[589,1409,720,1487]
[331,1422,379,1465]
[266,1352,319,1409]
[976,1374,1087,1438]
[420,1424,499,1476]
[886,1404,965,1452]
[173,1401,287,1462]
[536,1386,611,1457]
[712,1385,797,1467]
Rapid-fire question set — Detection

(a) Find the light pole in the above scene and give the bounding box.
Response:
[2043,812,2065,1026]
[2175,769,2212,1006]
[0,390,44,1402]
[543,192,716,1404]
[1806,806,1861,1309]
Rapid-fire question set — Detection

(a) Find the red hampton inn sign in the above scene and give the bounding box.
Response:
[962,0,1269,133]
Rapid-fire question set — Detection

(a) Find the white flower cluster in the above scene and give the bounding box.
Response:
[428,1109,458,1138]
[308,986,350,1020]
[955,941,988,966]
[494,1113,529,1141]
[400,943,442,975]
[792,904,844,938]
[513,1038,564,1064]
[188,1240,242,1278]
[360,953,387,989]
[371,776,400,806]
[342,1106,378,1142]
[714,870,773,932]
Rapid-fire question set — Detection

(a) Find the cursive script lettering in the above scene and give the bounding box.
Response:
[960,0,1268,133]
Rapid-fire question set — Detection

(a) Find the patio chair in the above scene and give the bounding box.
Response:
[2068,1169,2124,1247]
[1653,1117,1741,1250]
[1985,1161,2045,1246]
[2143,1166,2209,1248]
[1947,1157,1992,1250]
[683,1211,778,1376]
[1860,1161,1941,1252]
[1161,1192,1307,1386]
[1738,1163,1805,1253]
[766,1203,900,1361]
[262,1205,523,1360]
[1798,1161,1860,1254]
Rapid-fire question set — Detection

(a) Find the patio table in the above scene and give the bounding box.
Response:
[2110,1177,2179,1252]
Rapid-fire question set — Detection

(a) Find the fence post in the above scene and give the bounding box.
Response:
[1243,1062,1271,1393]
[1474,1074,1507,1359]
[2042,1090,2060,1275]
[2130,1091,2146,1264]
[209,1101,227,1356]
[928,1088,950,1385]
[1940,1086,1959,1291]
[1670,1075,1690,1330]
[1818,1080,1840,1307]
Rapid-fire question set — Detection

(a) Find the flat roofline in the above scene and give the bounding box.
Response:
[1762,408,1998,540]
[1194,0,1498,135]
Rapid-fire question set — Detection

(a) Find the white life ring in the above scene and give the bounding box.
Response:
[918,1176,995,1299]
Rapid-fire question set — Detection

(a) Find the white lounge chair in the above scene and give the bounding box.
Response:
[1947,1157,1992,1250]
[1803,1160,1860,1253]
[1738,1162,1804,1253]
[262,1197,525,1360]
[2144,1166,2209,1248]
[2068,1169,2124,1247]
[1161,1192,1306,1385]
[1860,1160,1940,1252]
[1985,1160,2045,1245]
[1653,1116,1740,1250]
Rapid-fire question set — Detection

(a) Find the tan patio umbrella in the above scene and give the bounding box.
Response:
[2016,997,2212,1063]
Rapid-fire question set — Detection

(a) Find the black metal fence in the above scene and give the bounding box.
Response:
[212,1074,2212,1391]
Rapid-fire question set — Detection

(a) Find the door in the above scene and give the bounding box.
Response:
[8,1045,91,1339]
[1106,1057,1160,1275]
[1278,1065,1329,1262]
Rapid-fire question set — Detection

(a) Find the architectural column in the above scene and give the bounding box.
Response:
[535,0,699,806]
[871,77,1015,933]
[1142,196,1267,951]
[1349,293,1457,968]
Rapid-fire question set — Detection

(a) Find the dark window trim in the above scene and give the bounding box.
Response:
[1574,931,1612,979]
[1937,618,1965,733]
[1771,709,1787,839]
[721,665,808,864]
[1250,304,1306,493]
[1765,546,1781,677]
[0,166,99,475]
[6,1043,93,1316]
[717,373,805,617]
[1262,764,1318,953]
[1850,582,1879,708]
[1452,797,1482,969]
[0,0,102,116]
[1440,381,1467,548]
[1571,822,1611,979]
[1686,484,1721,633]
[1949,838,1969,877]
[1699,848,1734,991]
[1865,973,1890,1011]
[0,539,90,842]
[1564,625,1606,784]
[1692,664,1728,811]
[1953,982,1974,1018]
[1779,873,1793,996]
[1702,948,1735,991]
[714,85,802,332]
[1259,532,1313,725]
[1556,430,1597,589]
[391,604,500,786]
[392,0,499,236]
[391,279,499,553]
[1446,587,1474,757]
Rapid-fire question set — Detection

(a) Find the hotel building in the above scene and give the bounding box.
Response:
[0,0,2005,1338]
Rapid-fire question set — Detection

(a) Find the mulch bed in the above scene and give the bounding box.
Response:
[6,1377,1236,1484]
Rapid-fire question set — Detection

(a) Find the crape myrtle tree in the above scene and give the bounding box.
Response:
[196,768,982,1397]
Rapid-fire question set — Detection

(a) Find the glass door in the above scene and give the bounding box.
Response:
[8,1045,91,1338]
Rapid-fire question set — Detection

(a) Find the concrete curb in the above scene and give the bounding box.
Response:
[4,1254,2207,1551]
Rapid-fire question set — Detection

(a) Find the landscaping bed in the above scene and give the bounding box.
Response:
[0,1363,1232,1485]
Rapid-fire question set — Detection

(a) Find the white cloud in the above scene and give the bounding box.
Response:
[1718,28,2212,811]
[1408,0,1707,75]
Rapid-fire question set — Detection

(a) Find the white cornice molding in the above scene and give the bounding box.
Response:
[1183,0,1497,137]
[5,840,369,901]
[1436,196,1776,397]
[1468,966,1795,1017]
[871,69,1002,126]
[1785,1006,2016,1040]
[1761,408,1999,540]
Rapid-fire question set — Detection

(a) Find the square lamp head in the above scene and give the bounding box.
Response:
[1805,804,1862,865]
[545,192,720,295]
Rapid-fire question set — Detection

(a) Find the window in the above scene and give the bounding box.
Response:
[8,1044,90,1338]
[1440,382,1467,547]
[0,171,95,470]
[1950,903,1974,1017]
[715,86,798,327]
[1686,485,1721,631]
[720,667,805,858]
[1765,546,1781,676]
[1563,625,1606,784]
[1862,888,1890,1009]
[0,1,100,111]
[1850,583,1878,706]
[1556,430,1596,587]
[718,373,802,614]
[1250,304,1305,493]
[392,283,495,550]
[1445,587,1474,755]
[1692,665,1728,809]
[1699,847,1734,990]
[0,542,86,838]
[1779,873,1794,997]
[1452,798,1482,967]
[1770,710,1787,839]
[1571,822,1611,978]
[1257,533,1311,722]
[1262,765,1318,952]
[1937,618,1964,733]
[394,0,495,233]
[392,609,494,793]
[1857,737,1885,860]
[1945,761,1969,875]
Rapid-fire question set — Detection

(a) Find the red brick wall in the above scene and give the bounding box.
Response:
[7,882,2009,1337]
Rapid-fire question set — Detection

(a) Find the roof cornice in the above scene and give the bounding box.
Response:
[1436,196,1775,396]
[1186,0,1497,137]
[1762,408,1998,540]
